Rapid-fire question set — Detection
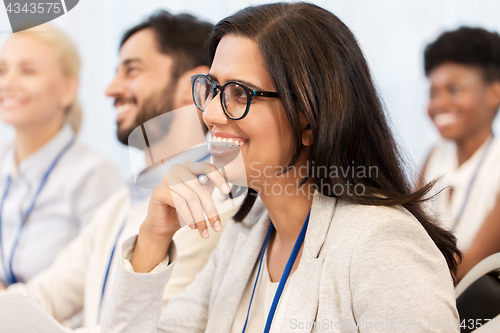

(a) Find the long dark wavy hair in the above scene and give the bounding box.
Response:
[209,2,461,280]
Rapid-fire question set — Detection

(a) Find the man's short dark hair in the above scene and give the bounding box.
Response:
[424,27,500,82]
[121,10,213,79]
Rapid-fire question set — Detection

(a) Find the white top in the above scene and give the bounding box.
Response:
[230,247,296,333]
[423,136,500,251]
[0,123,125,285]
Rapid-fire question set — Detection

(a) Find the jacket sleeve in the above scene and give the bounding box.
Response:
[159,221,224,308]
[349,214,460,332]
[101,230,224,333]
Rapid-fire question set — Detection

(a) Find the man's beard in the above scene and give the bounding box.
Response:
[117,81,177,146]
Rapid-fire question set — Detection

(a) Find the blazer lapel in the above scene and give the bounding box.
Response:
[206,209,272,333]
[280,192,338,333]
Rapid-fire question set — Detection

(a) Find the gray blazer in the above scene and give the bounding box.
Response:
[102,192,459,333]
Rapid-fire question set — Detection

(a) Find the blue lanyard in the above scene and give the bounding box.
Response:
[242,210,311,333]
[452,136,494,230]
[98,220,126,320]
[0,138,75,285]
[199,152,211,163]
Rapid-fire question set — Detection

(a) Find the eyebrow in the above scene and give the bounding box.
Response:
[208,73,265,91]
[2,59,41,66]
[122,58,142,67]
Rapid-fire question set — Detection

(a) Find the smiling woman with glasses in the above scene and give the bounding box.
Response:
[103,3,461,333]
[191,73,279,120]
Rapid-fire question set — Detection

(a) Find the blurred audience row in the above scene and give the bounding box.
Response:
[0,4,498,332]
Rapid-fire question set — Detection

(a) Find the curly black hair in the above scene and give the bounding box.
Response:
[424,27,500,82]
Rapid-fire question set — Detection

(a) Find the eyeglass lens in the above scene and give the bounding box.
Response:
[194,76,249,119]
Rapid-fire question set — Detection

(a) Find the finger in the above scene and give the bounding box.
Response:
[170,191,195,228]
[195,220,210,239]
[183,161,231,194]
[177,165,222,232]
[166,173,206,225]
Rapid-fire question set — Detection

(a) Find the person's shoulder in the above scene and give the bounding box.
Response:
[0,142,13,157]
[335,197,414,220]
[65,140,125,188]
[68,140,121,172]
[324,198,447,269]
[489,136,500,156]
[417,139,456,185]
[332,198,426,241]
[89,187,131,219]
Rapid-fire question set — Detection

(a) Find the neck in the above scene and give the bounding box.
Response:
[456,127,493,166]
[259,179,314,245]
[14,121,64,164]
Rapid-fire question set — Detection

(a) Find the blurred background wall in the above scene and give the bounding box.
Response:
[1,0,500,180]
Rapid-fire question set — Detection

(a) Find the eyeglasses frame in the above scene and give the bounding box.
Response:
[191,74,280,120]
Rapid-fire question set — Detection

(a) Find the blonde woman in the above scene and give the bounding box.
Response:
[0,25,124,287]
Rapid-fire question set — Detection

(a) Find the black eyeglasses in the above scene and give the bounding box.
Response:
[191,74,280,120]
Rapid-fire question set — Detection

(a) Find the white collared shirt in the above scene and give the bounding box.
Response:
[423,136,500,251]
[0,123,125,286]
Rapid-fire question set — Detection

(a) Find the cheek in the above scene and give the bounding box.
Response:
[427,102,434,118]
[131,78,156,106]
[456,92,488,121]
[23,77,65,120]
[35,77,63,103]
[244,108,293,166]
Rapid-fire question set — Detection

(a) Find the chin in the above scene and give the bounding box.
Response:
[437,127,463,142]
[212,151,249,188]
[117,125,135,146]
[0,114,25,127]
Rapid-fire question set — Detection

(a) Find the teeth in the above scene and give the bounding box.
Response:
[211,135,247,149]
[116,103,134,114]
[434,113,457,127]
[1,97,23,108]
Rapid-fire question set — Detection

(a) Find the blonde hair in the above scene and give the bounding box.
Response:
[20,24,82,133]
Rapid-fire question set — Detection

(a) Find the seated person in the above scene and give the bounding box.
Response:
[420,27,500,280]
[103,3,460,332]
[0,24,124,287]
[0,11,233,333]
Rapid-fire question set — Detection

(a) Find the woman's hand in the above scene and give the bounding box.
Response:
[131,161,231,273]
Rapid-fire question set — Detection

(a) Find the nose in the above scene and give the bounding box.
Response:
[428,91,452,116]
[202,91,231,128]
[105,72,125,99]
[0,67,19,91]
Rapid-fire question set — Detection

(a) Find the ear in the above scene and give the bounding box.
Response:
[301,117,314,147]
[487,81,500,111]
[61,77,79,110]
[173,65,210,109]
